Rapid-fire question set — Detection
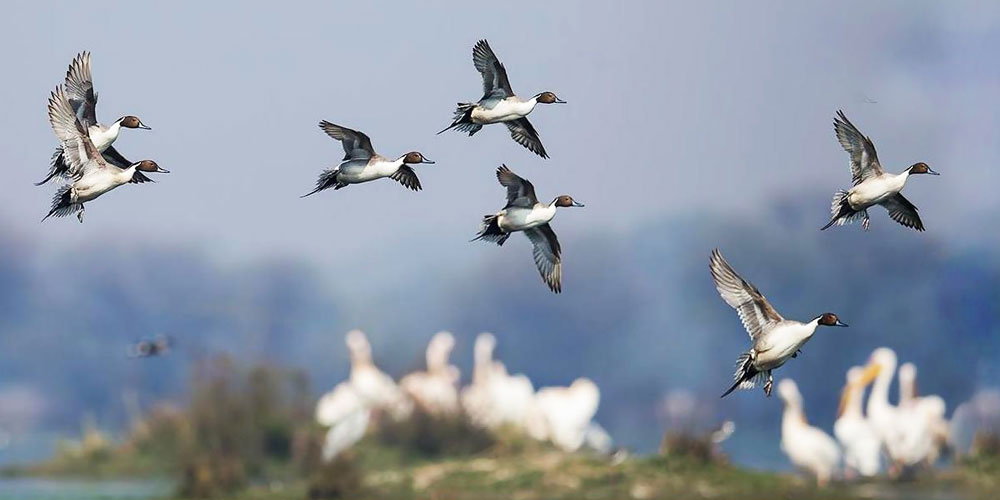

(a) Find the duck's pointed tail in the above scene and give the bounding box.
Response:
[471,214,510,245]
[438,103,481,136]
[721,350,759,398]
[301,168,341,198]
[820,190,858,230]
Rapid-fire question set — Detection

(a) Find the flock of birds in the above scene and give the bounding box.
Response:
[33,40,961,483]
[315,330,611,461]
[779,347,950,485]
[40,40,935,295]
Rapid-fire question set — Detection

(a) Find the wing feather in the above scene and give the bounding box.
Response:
[709,249,783,340]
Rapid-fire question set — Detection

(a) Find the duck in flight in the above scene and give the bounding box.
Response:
[37,52,152,186]
[43,85,166,223]
[710,249,847,398]
[821,110,938,232]
[303,121,434,196]
[474,165,583,293]
[438,40,565,159]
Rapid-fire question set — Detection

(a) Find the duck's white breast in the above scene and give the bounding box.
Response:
[471,98,535,124]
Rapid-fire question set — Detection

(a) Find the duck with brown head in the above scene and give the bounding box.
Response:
[37,52,155,186]
[42,85,166,224]
[822,110,939,232]
[303,121,435,196]
[438,40,565,159]
[710,249,849,399]
[473,165,584,293]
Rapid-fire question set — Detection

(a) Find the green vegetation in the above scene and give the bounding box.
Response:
[7,357,996,500]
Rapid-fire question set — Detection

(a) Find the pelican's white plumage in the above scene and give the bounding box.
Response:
[860,348,933,472]
[777,379,841,486]
[460,333,535,430]
[834,366,882,477]
[898,362,950,465]
[525,378,601,453]
[400,331,461,416]
[314,330,412,460]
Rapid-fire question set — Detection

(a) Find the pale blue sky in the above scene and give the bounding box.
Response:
[1,1,998,292]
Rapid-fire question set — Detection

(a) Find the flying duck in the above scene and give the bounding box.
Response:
[438,39,565,158]
[711,249,847,398]
[474,165,583,293]
[303,121,433,196]
[821,110,938,231]
[43,85,166,223]
[37,52,152,186]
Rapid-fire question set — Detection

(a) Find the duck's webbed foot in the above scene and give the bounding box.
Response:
[76,205,85,223]
[763,372,774,397]
[792,349,802,358]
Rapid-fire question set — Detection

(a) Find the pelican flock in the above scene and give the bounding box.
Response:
[315,330,612,459]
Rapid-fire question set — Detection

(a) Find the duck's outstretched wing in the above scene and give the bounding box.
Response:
[473,39,514,99]
[495,164,538,208]
[389,165,421,191]
[880,193,924,231]
[319,121,375,161]
[505,118,548,159]
[48,85,104,179]
[64,52,99,129]
[709,249,784,340]
[524,224,562,293]
[834,110,883,185]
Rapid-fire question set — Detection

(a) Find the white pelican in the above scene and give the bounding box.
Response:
[897,362,950,464]
[344,329,412,421]
[834,366,881,477]
[400,331,461,416]
[525,378,601,453]
[315,383,369,461]
[858,348,933,474]
[777,379,841,486]
[460,333,535,430]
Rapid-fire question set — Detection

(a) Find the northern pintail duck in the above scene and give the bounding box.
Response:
[438,40,565,158]
[474,165,583,293]
[43,86,166,222]
[303,121,434,196]
[821,110,938,231]
[37,52,152,186]
[710,249,847,398]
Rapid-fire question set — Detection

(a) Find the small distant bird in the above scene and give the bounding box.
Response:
[821,110,938,232]
[43,86,167,223]
[777,379,842,487]
[303,121,433,196]
[710,249,847,398]
[128,335,173,358]
[438,39,565,158]
[38,52,152,186]
[473,165,583,293]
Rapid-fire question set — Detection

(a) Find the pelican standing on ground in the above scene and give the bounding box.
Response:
[898,362,950,465]
[460,333,535,430]
[777,379,841,486]
[834,366,882,477]
[858,348,934,475]
[400,331,461,416]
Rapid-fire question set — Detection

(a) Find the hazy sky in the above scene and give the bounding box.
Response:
[1,1,998,290]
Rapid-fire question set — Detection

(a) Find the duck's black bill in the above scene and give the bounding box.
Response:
[571,201,585,207]
[927,168,940,175]
[834,320,849,327]
[421,159,436,164]
[155,166,170,173]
